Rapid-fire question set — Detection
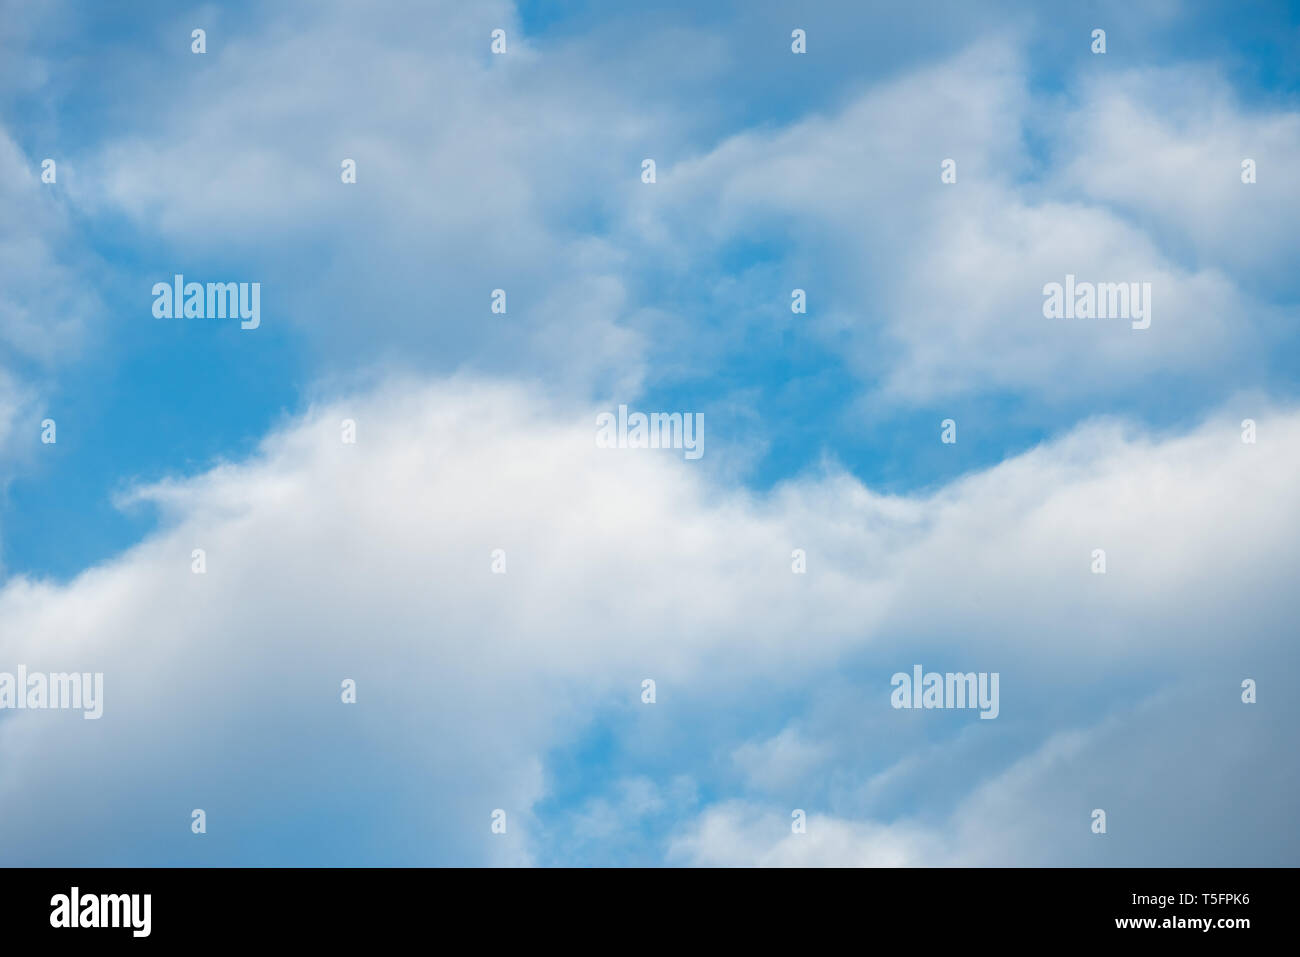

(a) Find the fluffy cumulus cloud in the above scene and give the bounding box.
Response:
[1053,66,1300,293]
[635,41,1297,406]
[1,378,1295,864]
[65,0,679,394]
[55,7,1296,408]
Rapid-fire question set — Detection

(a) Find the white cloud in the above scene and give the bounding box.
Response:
[35,16,1298,413]
[672,684,1299,866]
[0,126,101,514]
[0,129,93,368]
[668,800,943,867]
[1053,67,1300,290]
[1,375,1296,863]
[66,0,688,395]
[732,726,832,794]
[635,41,1293,404]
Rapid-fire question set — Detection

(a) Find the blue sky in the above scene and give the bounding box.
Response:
[1,0,1298,866]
